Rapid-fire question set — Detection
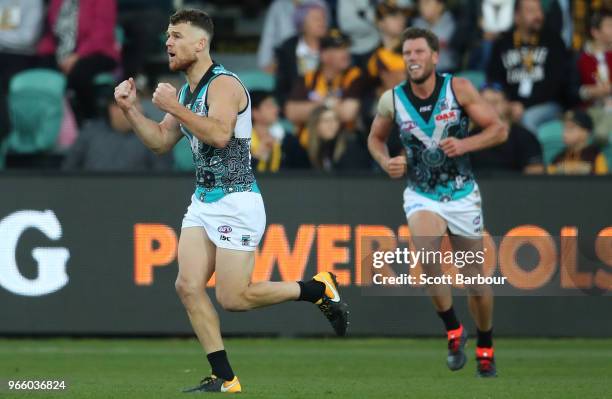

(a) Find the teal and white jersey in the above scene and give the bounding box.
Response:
[393,74,475,202]
[178,63,259,203]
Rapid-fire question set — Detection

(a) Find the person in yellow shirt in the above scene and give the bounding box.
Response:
[250,90,283,172]
[366,1,409,95]
[548,109,609,175]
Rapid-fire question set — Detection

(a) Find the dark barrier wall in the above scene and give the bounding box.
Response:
[0,174,611,337]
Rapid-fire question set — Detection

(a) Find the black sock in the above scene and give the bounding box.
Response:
[437,306,461,331]
[297,280,325,303]
[477,328,493,348]
[206,350,235,381]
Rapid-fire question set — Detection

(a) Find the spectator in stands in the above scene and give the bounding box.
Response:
[251,90,282,172]
[306,105,371,171]
[577,11,612,145]
[544,0,609,52]
[467,0,514,70]
[38,0,121,124]
[258,0,329,73]
[470,83,545,174]
[548,109,608,175]
[285,29,365,140]
[487,0,579,133]
[0,0,44,142]
[366,1,408,95]
[275,1,329,108]
[412,0,458,73]
[337,0,380,68]
[62,93,171,171]
[117,0,170,82]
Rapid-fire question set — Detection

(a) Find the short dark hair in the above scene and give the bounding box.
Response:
[590,10,611,31]
[514,0,540,13]
[250,90,274,109]
[400,27,439,52]
[170,9,214,39]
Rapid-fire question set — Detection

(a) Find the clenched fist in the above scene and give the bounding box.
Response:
[439,137,468,157]
[152,83,179,113]
[114,77,137,111]
[385,155,407,179]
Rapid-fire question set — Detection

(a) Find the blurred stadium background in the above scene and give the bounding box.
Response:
[0,0,611,397]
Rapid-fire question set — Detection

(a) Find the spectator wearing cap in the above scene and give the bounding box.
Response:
[412,0,459,73]
[548,109,608,175]
[337,0,380,68]
[470,83,545,175]
[274,1,329,108]
[577,11,612,145]
[285,29,366,144]
[486,0,579,133]
[366,1,408,96]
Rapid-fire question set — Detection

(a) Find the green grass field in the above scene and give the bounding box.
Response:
[1,338,610,398]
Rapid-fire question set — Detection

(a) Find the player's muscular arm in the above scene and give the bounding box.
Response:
[368,91,407,179]
[170,76,242,148]
[115,78,182,155]
[439,78,508,157]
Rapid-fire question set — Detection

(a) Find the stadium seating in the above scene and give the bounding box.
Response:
[537,119,565,165]
[237,69,275,92]
[6,69,66,154]
[603,144,612,169]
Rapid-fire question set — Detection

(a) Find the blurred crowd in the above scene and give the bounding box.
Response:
[0,0,610,175]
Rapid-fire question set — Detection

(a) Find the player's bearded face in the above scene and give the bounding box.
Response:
[166,24,203,72]
[403,38,437,85]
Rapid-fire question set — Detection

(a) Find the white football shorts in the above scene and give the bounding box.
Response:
[403,185,484,238]
[181,191,266,251]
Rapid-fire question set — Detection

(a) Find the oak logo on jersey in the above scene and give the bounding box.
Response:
[435,111,457,122]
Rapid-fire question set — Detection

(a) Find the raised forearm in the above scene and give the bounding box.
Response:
[124,107,168,153]
[462,122,508,153]
[171,106,231,148]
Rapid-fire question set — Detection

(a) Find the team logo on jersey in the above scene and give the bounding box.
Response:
[218,225,233,234]
[438,98,450,111]
[419,105,432,113]
[435,111,457,122]
[193,99,206,115]
[400,120,417,133]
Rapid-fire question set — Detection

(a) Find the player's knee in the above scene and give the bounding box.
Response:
[175,277,200,302]
[215,291,249,312]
